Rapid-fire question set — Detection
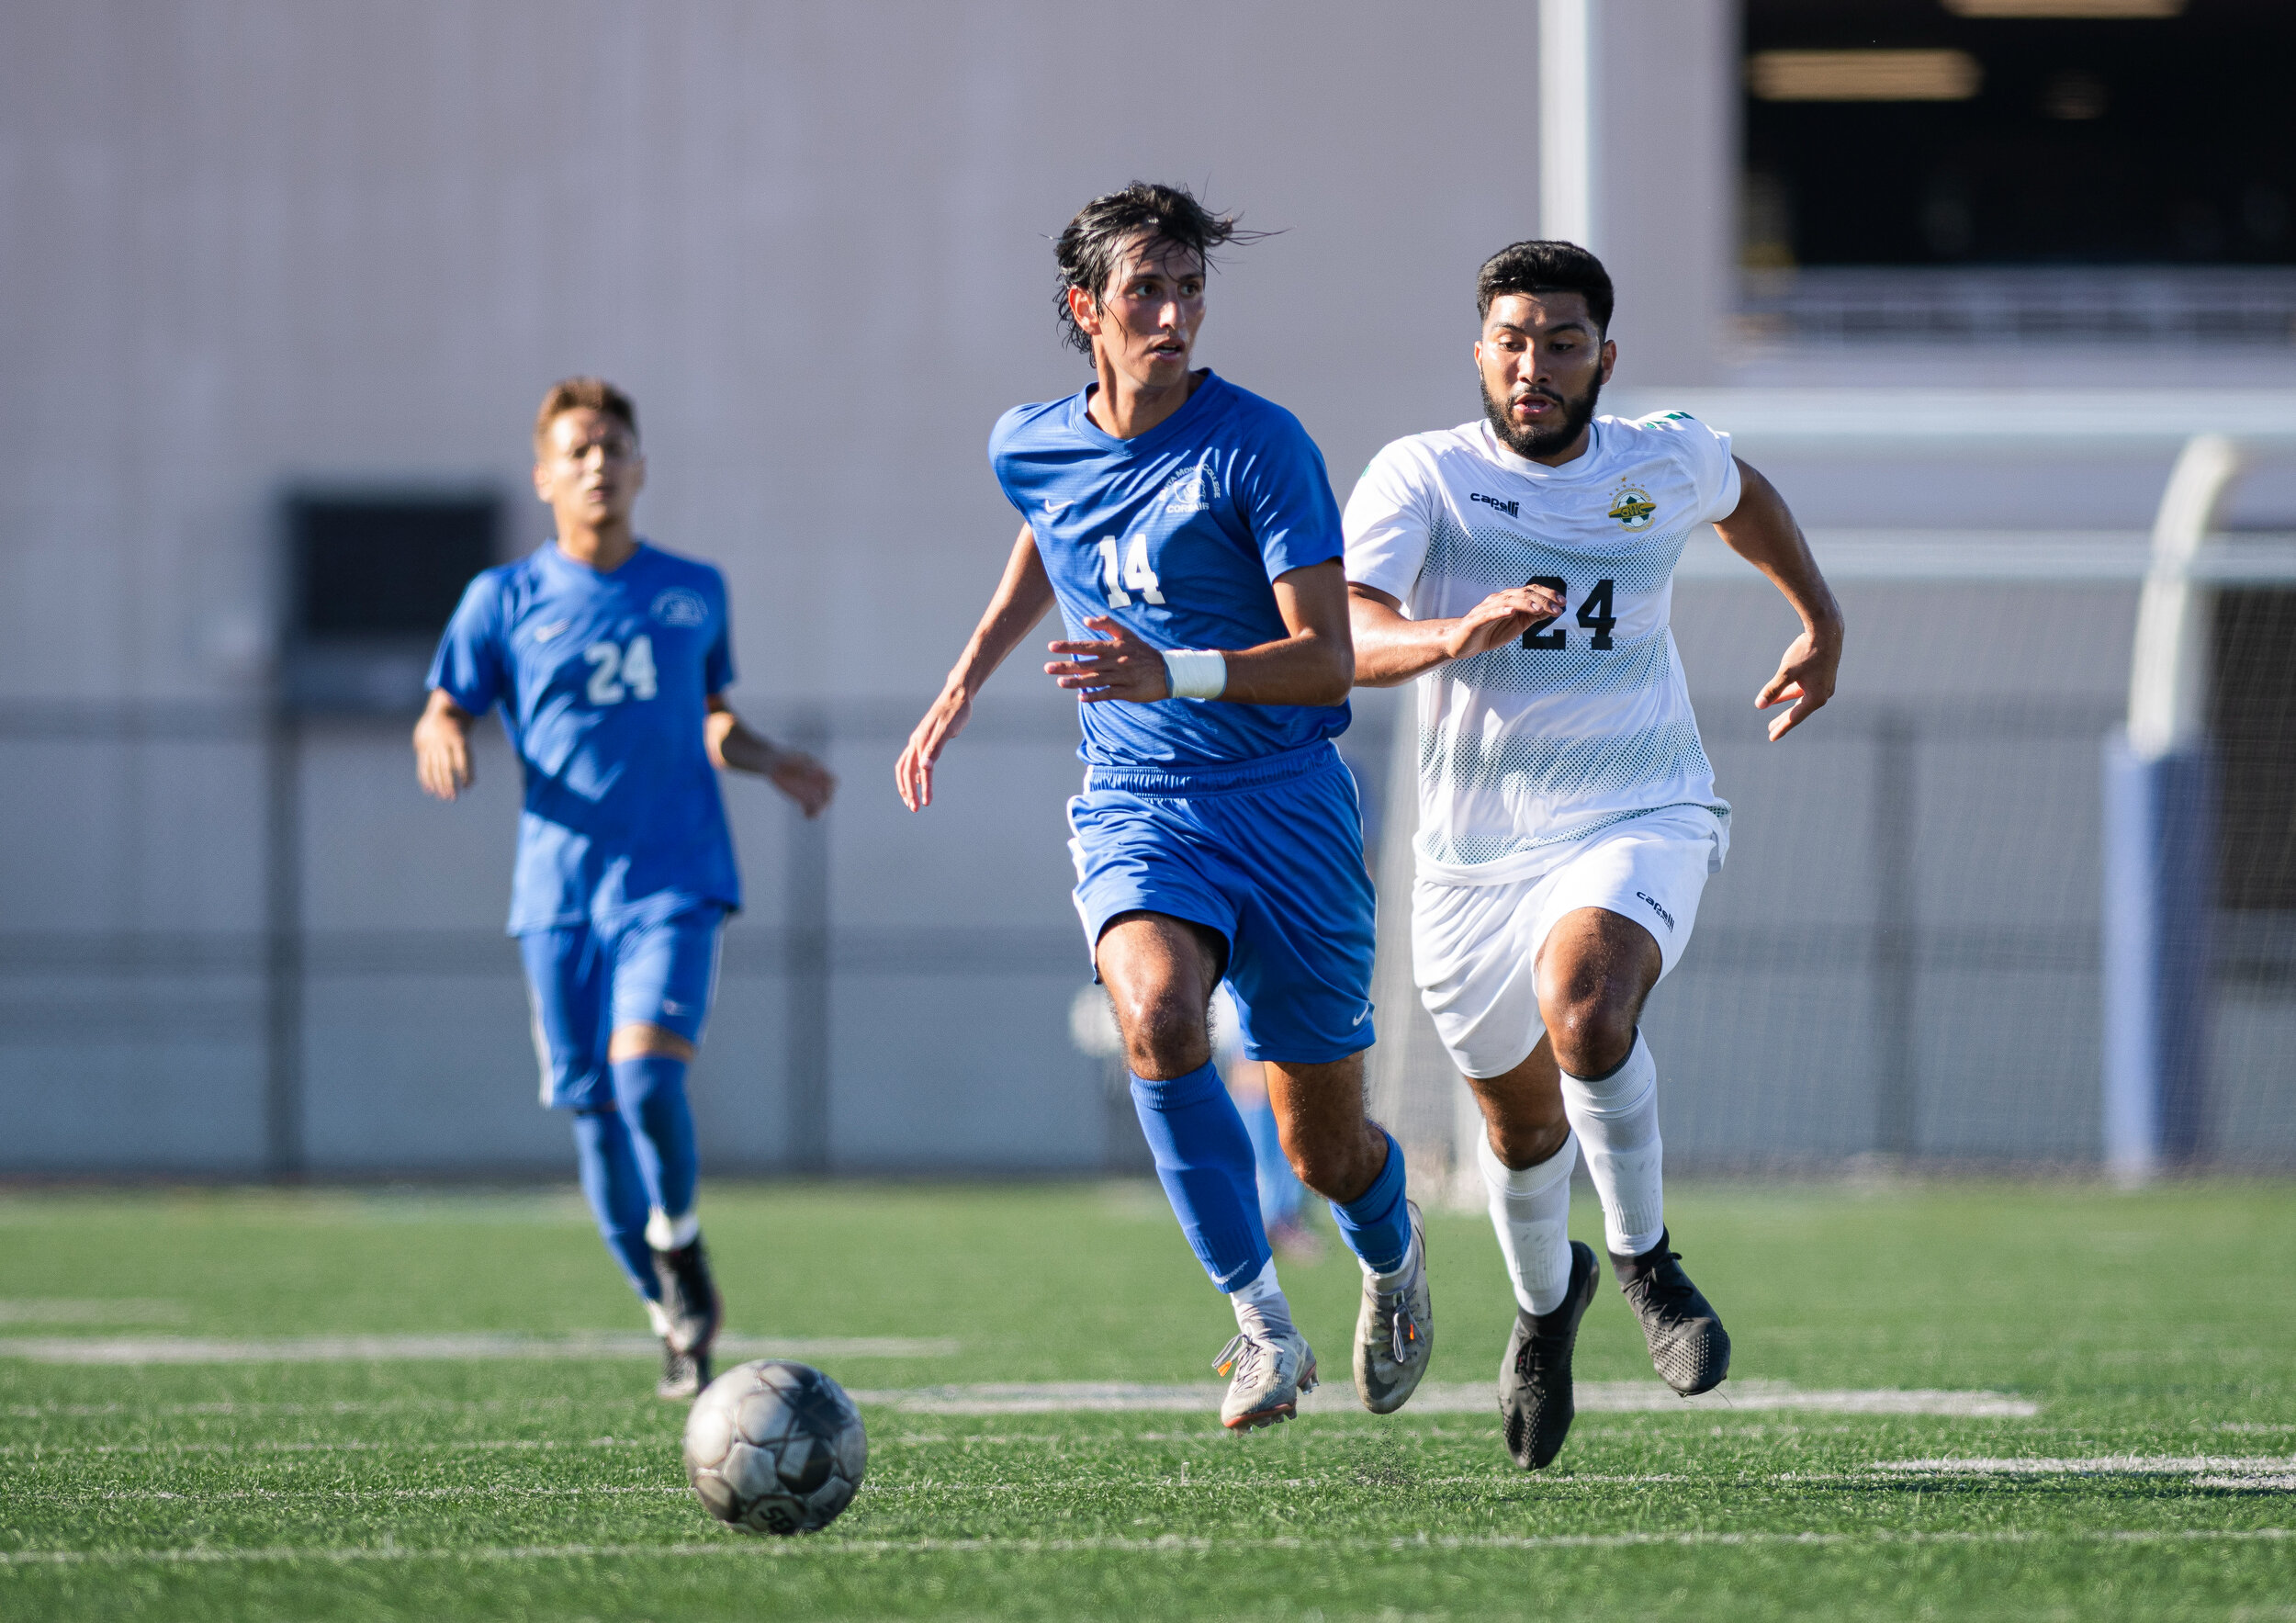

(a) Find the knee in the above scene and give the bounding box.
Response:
[1547,991,1638,1079]
[1488,1115,1571,1170]
[1277,1114,1382,1202]
[609,1023,694,1065]
[1115,989,1210,1078]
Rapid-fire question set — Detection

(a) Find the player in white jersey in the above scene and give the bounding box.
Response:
[1343,241,1842,1471]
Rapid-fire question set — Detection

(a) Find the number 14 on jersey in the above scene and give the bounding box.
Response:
[1095,535,1165,609]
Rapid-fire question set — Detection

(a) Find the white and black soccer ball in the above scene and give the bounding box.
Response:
[681,1359,867,1536]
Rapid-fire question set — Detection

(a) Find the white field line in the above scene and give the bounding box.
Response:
[845,1380,2037,1419]
[1878,1455,2296,1476]
[0,1437,656,1457]
[0,1300,186,1326]
[12,1466,2290,1507]
[0,1333,957,1365]
[8,1398,587,1419]
[55,1487,688,1502]
[0,1528,2287,1567]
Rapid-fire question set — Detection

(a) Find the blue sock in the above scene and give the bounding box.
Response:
[1330,1129,1412,1275]
[1131,1063,1271,1292]
[571,1108,656,1298]
[610,1055,700,1239]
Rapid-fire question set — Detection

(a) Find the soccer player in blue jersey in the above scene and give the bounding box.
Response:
[413,378,835,1399]
[897,184,1429,1429]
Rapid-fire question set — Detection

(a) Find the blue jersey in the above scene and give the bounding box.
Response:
[427,541,741,934]
[989,371,1351,772]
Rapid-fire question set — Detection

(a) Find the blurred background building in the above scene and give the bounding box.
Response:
[2,0,2290,1179]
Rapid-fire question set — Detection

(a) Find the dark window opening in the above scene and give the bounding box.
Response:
[283,492,501,713]
[289,495,499,641]
[1743,1,2296,341]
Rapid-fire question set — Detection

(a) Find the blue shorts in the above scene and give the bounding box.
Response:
[1066,740,1377,1065]
[518,903,726,1110]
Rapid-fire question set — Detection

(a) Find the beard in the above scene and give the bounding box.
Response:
[1482,370,1603,460]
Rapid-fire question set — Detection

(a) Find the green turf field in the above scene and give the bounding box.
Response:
[1,1178,2290,1621]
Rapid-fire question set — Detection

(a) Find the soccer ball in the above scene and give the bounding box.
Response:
[681,1359,867,1536]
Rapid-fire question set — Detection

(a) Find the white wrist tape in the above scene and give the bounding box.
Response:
[1162,648,1227,701]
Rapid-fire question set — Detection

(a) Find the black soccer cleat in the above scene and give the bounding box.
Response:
[658,1343,712,1402]
[651,1235,723,1360]
[1500,1240,1599,1471]
[1611,1228,1730,1396]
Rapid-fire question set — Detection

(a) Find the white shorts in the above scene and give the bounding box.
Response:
[1412,806,1726,1080]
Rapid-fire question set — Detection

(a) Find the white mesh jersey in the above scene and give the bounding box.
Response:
[1345,411,1740,884]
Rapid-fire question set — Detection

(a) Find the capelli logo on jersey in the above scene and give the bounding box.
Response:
[1469,491,1520,518]
[1635,890,1676,931]
[651,590,708,628]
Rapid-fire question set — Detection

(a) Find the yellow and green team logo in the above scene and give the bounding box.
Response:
[1608,486,1657,529]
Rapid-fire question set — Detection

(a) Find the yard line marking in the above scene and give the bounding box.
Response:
[1877,1455,2296,1476]
[8,1398,586,1419]
[36,1487,688,1503]
[0,1300,186,1326]
[0,1528,2286,1566]
[0,1332,957,1365]
[843,1381,2036,1418]
[0,1437,657,1457]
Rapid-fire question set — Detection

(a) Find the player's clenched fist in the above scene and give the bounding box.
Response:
[1045,615,1176,703]
[1442,583,1567,661]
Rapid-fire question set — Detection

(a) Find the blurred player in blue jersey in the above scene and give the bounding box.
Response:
[897,185,1429,1430]
[413,378,835,1399]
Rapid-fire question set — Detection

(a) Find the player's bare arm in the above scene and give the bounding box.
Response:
[1045,558,1356,707]
[412,688,477,801]
[896,524,1058,811]
[704,695,834,818]
[1345,580,1568,687]
[1712,456,1844,741]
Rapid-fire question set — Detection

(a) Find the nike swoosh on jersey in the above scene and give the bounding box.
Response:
[531,621,569,642]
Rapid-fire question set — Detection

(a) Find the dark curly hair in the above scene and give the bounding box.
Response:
[1052,182,1255,357]
[1475,241,1614,333]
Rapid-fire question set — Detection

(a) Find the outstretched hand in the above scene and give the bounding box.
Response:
[1755,625,1841,741]
[1046,617,1172,704]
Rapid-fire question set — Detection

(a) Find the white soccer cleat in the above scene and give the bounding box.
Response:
[1353,1200,1434,1414]
[1213,1329,1318,1431]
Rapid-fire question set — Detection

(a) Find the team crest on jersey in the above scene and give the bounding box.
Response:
[1607,485,1657,529]
[1158,465,1220,515]
[651,589,708,628]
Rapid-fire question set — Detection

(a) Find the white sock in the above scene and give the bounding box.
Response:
[1559,1029,1664,1258]
[646,1208,701,1251]
[1477,1129,1578,1316]
[1229,1257,1296,1342]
